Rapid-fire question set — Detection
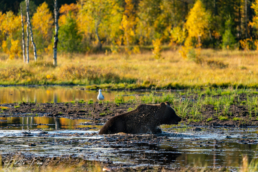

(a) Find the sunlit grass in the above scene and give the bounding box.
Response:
[1,49,258,89]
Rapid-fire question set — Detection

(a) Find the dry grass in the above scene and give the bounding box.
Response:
[0,49,258,89]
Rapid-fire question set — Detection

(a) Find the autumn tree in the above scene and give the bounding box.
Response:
[0,11,21,59]
[222,17,236,49]
[250,0,258,29]
[179,0,210,60]
[32,2,54,54]
[78,0,122,50]
[121,0,136,53]
[250,0,258,49]
[185,0,211,48]
[58,12,82,53]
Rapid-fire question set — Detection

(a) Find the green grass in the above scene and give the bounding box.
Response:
[127,107,133,112]
[88,99,94,104]
[99,112,106,116]
[218,116,229,121]
[233,117,241,121]
[206,117,213,122]
[78,99,85,104]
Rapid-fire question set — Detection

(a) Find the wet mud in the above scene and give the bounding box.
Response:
[1,94,258,127]
[0,127,257,171]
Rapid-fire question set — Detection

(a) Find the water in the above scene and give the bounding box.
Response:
[0,86,153,104]
[0,86,258,170]
[0,116,257,170]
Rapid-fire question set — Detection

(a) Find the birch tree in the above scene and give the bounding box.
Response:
[21,4,26,63]
[26,0,37,62]
[79,0,122,50]
[53,0,58,66]
[26,0,29,63]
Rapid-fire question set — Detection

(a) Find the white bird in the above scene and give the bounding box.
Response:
[97,89,104,101]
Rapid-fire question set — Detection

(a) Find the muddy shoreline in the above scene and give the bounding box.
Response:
[1,99,258,127]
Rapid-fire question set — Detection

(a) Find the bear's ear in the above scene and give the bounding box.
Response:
[165,102,170,106]
[160,102,166,107]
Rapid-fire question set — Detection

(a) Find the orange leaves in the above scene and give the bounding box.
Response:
[0,11,21,37]
[250,0,258,29]
[32,2,53,39]
[60,3,78,15]
[2,39,21,59]
[121,0,136,47]
[0,11,21,59]
[59,3,78,27]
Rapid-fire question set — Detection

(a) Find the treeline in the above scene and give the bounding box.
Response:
[0,0,76,14]
[1,0,258,60]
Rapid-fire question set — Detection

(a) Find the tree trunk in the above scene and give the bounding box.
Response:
[26,0,37,61]
[95,21,102,50]
[245,0,248,38]
[26,0,29,64]
[214,0,218,16]
[238,0,241,41]
[21,4,26,63]
[53,0,58,66]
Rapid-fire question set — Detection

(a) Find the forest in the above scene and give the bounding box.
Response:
[1,0,258,56]
[1,0,258,88]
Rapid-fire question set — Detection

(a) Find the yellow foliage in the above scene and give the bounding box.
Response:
[0,12,6,33]
[152,38,162,59]
[239,38,253,51]
[46,74,52,79]
[2,39,21,59]
[9,39,21,59]
[179,37,194,59]
[185,0,210,40]
[254,41,258,50]
[59,3,78,26]
[0,11,21,38]
[132,46,140,54]
[170,26,186,44]
[250,0,258,29]
[2,41,8,54]
[60,3,78,14]
[45,44,53,54]
[32,2,54,39]
[121,0,136,49]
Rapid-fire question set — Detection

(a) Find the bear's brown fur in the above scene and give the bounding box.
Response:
[99,102,181,134]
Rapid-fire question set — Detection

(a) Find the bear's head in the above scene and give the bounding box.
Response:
[160,102,181,125]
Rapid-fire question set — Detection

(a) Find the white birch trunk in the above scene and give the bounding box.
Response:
[53,0,58,66]
[21,4,26,63]
[26,0,37,61]
[26,0,29,64]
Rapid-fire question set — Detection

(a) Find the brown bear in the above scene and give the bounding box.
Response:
[99,102,181,134]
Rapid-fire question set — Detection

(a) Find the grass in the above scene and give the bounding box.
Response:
[206,117,213,122]
[218,116,229,121]
[87,99,94,104]
[99,112,106,116]
[99,88,258,124]
[1,49,258,89]
[233,117,241,121]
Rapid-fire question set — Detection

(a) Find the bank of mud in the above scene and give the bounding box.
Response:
[1,97,258,127]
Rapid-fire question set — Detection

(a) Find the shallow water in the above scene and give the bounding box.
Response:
[0,86,155,104]
[0,86,258,170]
[0,116,258,170]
